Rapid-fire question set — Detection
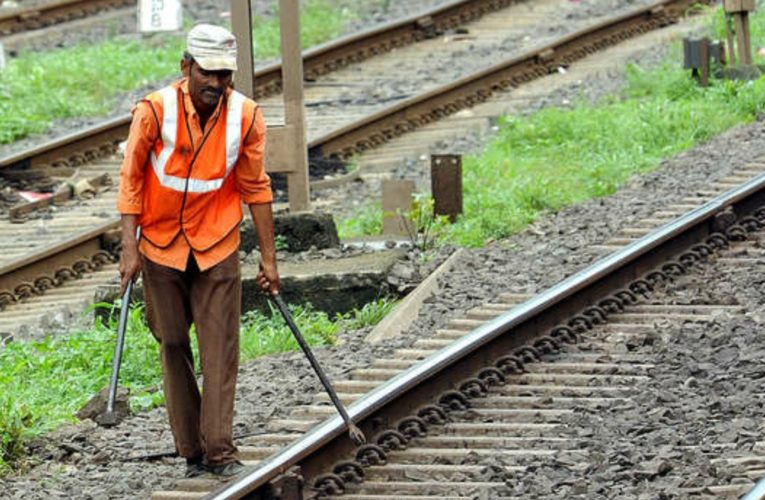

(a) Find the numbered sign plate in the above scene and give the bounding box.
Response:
[138,0,182,33]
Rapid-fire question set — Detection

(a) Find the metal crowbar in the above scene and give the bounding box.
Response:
[270,291,367,446]
[98,227,141,426]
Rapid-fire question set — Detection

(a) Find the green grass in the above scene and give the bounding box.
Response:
[336,202,383,239]
[0,0,356,144]
[445,61,765,246]
[0,296,394,474]
[338,5,765,246]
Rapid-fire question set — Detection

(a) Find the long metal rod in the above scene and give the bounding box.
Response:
[105,227,141,416]
[105,273,134,414]
[270,293,365,445]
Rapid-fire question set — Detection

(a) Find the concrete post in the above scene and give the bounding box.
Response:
[231,0,255,98]
[280,0,311,212]
[382,180,415,236]
[724,0,756,67]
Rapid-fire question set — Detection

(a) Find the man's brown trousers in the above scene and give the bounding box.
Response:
[142,251,241,466]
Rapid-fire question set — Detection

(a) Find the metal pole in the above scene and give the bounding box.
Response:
[280,0,311,212]
[102,226,141,426]
[699,38,710,87]
[231,0,255,98]
[271,293,365,445]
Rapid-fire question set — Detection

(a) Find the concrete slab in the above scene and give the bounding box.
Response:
[241,249,405,315]
[94,249,405,319]
[366,248,464,343]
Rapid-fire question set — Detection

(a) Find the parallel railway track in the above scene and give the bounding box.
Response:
[0,0,706,340]
[0,0,134,37]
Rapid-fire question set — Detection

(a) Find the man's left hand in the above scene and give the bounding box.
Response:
[257,261,280,294]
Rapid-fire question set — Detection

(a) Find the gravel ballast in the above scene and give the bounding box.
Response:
[499,242,765,498]
[2,5,765,500]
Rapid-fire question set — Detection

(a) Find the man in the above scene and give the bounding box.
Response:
[117,24,279,478]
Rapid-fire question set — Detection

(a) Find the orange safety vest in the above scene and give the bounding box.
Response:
[139,83,257,251]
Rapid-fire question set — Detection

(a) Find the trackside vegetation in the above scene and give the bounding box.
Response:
[0,0,356,144]
[0,298,395,474]
[338,5,765,246]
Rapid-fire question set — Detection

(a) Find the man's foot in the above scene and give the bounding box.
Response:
[207,460,245,478]
[185,455,207,478]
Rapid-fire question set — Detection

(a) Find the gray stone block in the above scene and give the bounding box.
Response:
[241,211,339,253]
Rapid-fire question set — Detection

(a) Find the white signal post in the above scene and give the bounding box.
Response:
[138,0,183,33]
[0,42,5,71]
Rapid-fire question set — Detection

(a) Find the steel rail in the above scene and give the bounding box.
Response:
[204,143,765,497]
[0,219,119,309]
[744,478,765,500]
[0,0,517,172]
[0,0,134,37]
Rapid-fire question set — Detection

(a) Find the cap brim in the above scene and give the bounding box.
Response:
[194,56,237,72]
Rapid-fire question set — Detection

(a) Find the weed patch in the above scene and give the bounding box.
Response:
[335,6,765,247]
[337,202,383,239]
[0,295,392,473]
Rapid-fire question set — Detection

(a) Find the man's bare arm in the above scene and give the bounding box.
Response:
[248,203,280,294]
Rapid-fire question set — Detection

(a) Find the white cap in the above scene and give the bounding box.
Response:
[186,24,238,72]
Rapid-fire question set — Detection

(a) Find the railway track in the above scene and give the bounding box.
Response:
[141,161,765,499]
[0,0,134,37]
[0,0,706,341]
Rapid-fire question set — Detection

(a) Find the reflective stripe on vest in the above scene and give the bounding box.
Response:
[149,86,245,193]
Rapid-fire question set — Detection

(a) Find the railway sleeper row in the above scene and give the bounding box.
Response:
[0,0,134,36]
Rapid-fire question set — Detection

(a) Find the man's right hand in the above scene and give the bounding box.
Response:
[119,240,141,296]
[119,214,141,296]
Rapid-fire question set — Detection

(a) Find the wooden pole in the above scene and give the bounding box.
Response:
[280,0,311,212]
[725,13,737,66]
[734,13,752,65]
[231,0,255,98]
[699,38,710,87]
[741,13,753,65]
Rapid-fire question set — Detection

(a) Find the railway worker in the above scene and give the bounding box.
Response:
[116,23,279,478]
